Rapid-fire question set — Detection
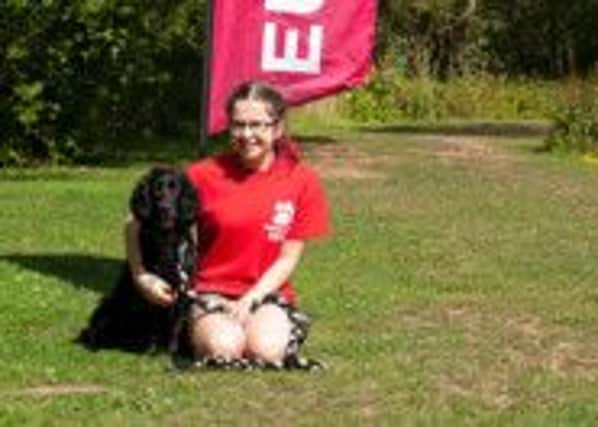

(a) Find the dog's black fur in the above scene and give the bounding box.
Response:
[77,166,199,355]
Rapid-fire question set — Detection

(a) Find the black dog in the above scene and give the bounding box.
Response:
[77,166,199,355]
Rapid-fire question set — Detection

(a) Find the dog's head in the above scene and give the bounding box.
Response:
[130,166,198,231]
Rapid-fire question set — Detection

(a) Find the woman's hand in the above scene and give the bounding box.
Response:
[228,295,257,325]
[135,272,176,307]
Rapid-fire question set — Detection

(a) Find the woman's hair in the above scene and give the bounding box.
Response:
[226,81,287,121]
[225,81,300,163]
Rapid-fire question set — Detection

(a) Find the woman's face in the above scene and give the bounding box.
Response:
[229,98,283,171]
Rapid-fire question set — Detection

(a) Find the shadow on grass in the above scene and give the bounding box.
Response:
[1,253,122,294]
[73,138,201,167]
[70,133,339,166]
[359,120,553,138]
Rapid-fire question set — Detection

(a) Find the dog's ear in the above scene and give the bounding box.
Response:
[178,173,199,227]
[129,169,154,222]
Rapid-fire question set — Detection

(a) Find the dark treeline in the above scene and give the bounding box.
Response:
[377,0,598,78]
[1,0,598,164]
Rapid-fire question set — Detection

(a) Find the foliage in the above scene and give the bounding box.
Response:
[545,81,598,154]
[376,0,486,78]
[376,0,598,78]
[0,0,206,166]
[481,0,598,77]
[342,69,559,123]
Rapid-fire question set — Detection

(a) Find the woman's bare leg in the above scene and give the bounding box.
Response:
[190,313,246,360]
[245,303,293,363]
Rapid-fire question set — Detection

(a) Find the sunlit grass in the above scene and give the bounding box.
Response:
[1,132,597,425]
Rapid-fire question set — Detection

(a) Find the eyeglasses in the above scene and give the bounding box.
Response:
[230,120,277,133]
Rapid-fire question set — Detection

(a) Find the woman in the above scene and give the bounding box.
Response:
[127,81,330,365]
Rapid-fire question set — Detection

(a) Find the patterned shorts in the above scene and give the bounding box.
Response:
[187,292,323,371]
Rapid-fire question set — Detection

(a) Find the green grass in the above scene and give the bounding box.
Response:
[1,131,598,425]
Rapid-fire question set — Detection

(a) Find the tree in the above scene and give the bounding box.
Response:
[376,0,598,78]
[376,0,480,78]
[0,0,207,164]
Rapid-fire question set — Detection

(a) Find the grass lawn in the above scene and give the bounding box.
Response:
[1,130,597,425]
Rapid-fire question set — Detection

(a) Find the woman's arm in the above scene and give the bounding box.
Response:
[125,213,145,276]
[230,239,305,323]
[125,213,176,306]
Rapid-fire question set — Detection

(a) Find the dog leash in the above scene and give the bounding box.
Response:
[167,236,198,370]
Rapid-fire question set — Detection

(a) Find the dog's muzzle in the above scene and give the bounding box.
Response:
[154,174,182,229]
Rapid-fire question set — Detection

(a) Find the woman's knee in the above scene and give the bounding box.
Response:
[190,313,246,359]
[246,304,293,363]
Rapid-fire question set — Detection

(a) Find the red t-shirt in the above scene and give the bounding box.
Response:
[186,154,330,303]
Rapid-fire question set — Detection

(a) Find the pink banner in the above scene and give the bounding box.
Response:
[207,0,377,134]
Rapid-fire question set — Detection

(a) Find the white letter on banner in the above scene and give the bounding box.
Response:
[265,0,324,14]
[262,22,323,74]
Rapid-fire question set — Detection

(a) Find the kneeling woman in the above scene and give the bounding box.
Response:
[128,81,330,365]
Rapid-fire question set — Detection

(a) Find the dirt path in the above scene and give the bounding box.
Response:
[303,133,518,180]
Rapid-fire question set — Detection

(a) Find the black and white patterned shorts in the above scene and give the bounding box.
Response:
[188,292,323,371]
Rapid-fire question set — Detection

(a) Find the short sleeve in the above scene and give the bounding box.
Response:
[185,161,205,193]
[286,168,331,240]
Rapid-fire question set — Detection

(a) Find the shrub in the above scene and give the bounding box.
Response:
[341,69,559,123]
[545,84,598,154]
[0,0,206,166]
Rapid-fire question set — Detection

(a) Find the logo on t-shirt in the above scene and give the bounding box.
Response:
[264,200,295,242]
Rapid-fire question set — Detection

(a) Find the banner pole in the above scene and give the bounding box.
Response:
[199,0,214,157]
